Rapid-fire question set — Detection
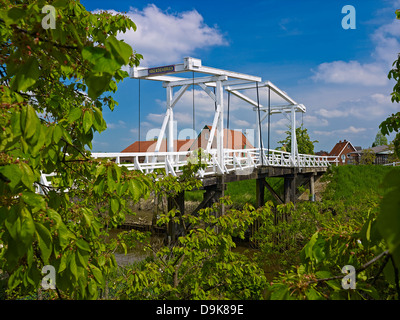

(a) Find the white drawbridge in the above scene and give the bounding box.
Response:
[38,57,337,193]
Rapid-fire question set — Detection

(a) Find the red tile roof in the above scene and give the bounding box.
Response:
[121,140,156,153]
[121,139,195,153]
[121,125,253,153]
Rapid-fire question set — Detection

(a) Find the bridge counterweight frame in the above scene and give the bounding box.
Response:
[130,57,307,170]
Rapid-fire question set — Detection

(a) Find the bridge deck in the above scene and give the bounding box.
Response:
[38,148,336,196]
[91,148,337,178]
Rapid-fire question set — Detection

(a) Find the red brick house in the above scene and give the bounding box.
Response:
[329,140,358,165]
[188,125,254,151]
[120,139,194,163]
[348,145,393,165]
[120,125,254,163]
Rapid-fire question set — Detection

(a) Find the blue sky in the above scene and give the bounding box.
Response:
[81,0,400,153]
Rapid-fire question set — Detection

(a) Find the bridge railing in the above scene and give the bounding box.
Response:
[92,149,334,175]
[92,151,191,176]
[38,149,334,193]
[383,161,400,166]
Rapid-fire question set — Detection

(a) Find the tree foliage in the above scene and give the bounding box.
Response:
[372,131,388,147]
[278,125,318,155]
[265,10,400,300]
[359,148,376,165]
[0,1,269,300]
[0,0,150,299]
[111,198,267,300]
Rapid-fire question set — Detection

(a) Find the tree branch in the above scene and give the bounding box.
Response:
[306,250,390,285]
[173,254,185,288]
[0,19,80,51]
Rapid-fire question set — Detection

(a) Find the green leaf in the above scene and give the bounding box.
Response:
[305,287,323,300]
[377,169,400,267]
[110,197,119,214]
[69,252,78,281]
[11,57,40,92]
[52,0,69,8]
[5,206,21,240]
[76,239,90,252]
[11,111,21,137]
[83,110,93,133]
[35,222,52,263]
[95,164,106,178]
[19,206,36,247]
[91,265,104,286]
[107,166,115,192]
[19,162,36,189]
[22,192,46,211]
[82,46,120,74]
[53,125,63,144]
[58,252,68,273]
[105,35,133,66]
[82,208,93,227]
[92,106,106,132]
[269,284,289,300]
[0,164,22,190]
[76,248,89,269]
[68,108,82,123]
[58,223,76,249]
[88,278,98,298]
[85,73,112,100]
[22,105,39,141]
[1,7,26,25]
[47,209,62,229]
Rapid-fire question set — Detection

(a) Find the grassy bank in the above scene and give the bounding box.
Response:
[323,165,397,201]
[185,177,284,208]
[183,165,398,209]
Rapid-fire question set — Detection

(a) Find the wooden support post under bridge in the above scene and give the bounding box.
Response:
[167,191,185,244]
[283,173,296,204]
[255,177,266,208]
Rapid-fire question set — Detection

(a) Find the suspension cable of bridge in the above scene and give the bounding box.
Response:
[138,78,141,152]
[256,81,264,166]
[226,90,230,149]
[268,86,271,161]
[192,71,195,136]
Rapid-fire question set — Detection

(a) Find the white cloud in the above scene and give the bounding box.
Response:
[314,126,367,136]
[233,119,251,127]
[146,113,165,124]
[312,17,400,87]
[303,115,329,127]
[314,92,397,122]
[106,120,127,129]
[109,4,228,65]
[312,60,388,86]
[371,19,400,65]
[316,108,349,118]
[341,126,367,134]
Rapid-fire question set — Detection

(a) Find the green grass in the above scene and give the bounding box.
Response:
[184,177,284,208]
[323,165,400,203]
[185,165,400,208]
